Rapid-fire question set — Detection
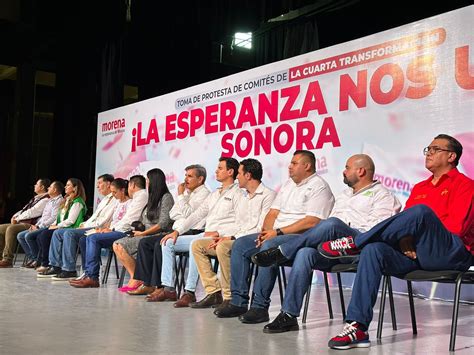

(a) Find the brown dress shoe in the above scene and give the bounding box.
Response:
[0,260,13,268]
[190,291,223,308]
[127,285,155,296]
[147,288,177,302]
[174,292,196,308]
[70,277,100,288]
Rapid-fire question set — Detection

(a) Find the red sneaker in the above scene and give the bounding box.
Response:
[328,322,370,349]
[318,236,360,259]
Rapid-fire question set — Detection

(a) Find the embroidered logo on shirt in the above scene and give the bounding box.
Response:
[224,197,232,201]
[362,190,374,197]
[414,194,427,200]
[441,189,449,196]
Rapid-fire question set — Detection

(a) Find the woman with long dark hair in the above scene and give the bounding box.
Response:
[113,168,174,292]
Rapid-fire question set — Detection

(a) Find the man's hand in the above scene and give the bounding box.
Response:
[49,225,59,230]
[399,235,417,259]
[161,230,179,245]
[207,236,232,250]
[177,182,186,195]
[30,225,38,231]
[256,230,277,248]
[10,217,17,224]
[204,231,219,238]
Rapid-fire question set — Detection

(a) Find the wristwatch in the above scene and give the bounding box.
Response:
[276,228,284,236]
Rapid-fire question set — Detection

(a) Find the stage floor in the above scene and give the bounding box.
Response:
[0,261,473,354]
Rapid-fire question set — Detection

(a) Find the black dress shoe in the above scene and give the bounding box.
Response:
[251,247,288,267]
[189,291,223,308]
[263,311,299,333]
[239,308,269,324]
[214,303,248,318]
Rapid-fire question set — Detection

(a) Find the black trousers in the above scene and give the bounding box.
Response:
[36,229,55,266]
[134,229,204,287]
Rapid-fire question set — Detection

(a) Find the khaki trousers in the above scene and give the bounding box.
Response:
[192,239,234,300]
[0,223,30,261]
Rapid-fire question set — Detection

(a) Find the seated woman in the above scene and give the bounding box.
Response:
[76,177,132,272]
[113,168,174,294]
[18,181,64,268]
[36,178,87,277]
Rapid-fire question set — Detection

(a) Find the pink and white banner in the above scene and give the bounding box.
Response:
[96,6,474,301]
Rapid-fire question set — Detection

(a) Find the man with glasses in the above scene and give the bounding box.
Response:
[317,134,474,350]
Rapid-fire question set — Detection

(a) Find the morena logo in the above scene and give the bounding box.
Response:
[102,118,125,132]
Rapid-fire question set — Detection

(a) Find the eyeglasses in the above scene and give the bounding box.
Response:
[423,146,453,156]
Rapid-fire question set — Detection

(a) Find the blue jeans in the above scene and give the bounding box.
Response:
[20,228,46,261]
[84,231,125,279]
[346,204,473,327]
[49,228,90,271]
[161,233,201,292]
[281,247,342,316]
[230,233,295,308]
[279,218,361,260]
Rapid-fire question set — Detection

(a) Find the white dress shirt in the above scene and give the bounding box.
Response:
[272,173,335,229]
[112,189,148,232]
[170,184,211,231]
[175,183,244,237]
[36,195,64,228]
[14,193,50,222]
[82,193,118,229]
[234,183,276,238]
[330,181,402,232]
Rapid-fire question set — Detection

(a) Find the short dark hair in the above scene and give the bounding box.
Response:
[434,134,463,166]
[98,174,114,183]
[240,159,263,181]
[129,175,146,189]
[52,181,64,194]
[185,164,207,183]
[293,150,316,173]
[38,178,51,191]
[219,157,239,179]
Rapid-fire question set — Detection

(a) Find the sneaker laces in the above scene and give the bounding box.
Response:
[337,322,358,337]
[329,237,354,251]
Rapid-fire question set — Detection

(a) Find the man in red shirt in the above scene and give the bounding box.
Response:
[319,134,474,350]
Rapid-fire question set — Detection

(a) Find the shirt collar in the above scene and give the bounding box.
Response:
[296,173,317,187]
[352,181,380,195]
[426,168,459,186]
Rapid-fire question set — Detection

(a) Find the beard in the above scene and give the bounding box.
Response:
[343,175,354,187]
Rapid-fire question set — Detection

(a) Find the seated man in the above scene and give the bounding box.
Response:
[17,181,64,268]
[251,154,401,332]
[0,178,50,268]
[191,159,276,309]
[217,150,335,323]
[46,174,117,280]
[133,164,210,297]
[157,157,243,307]
[318,134,473,350]
[69,175,148,288]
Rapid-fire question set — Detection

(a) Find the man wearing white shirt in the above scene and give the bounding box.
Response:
[0,179,50,268]
[158,157,243,307]
[70,175,148,288]
[47,174,117,280]
[191,159,276,309]
[217,150,335,322]
[133,165,211,299]
[17,181,64,268]
[251,154,401,333]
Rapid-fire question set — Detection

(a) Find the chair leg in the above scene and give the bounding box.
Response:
[376,275,389,339]
[449,273,464,352]
[281,266,287,289]
[118,266,127,288]
[113,252,120,279]
[13,243,20,265]
[406,280,417,335]
[323,272,334,319]
[277,267,284,304]
[102,249,113,285]
[336,273,346,320]
[387,277,397,330]
[212,258,219,273]
[302,271,313,324]
[249,266,259,305]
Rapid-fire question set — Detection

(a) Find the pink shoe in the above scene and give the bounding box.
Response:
[118,282,143,293]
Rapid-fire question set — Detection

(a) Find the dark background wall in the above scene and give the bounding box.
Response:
[0,0,471,220]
